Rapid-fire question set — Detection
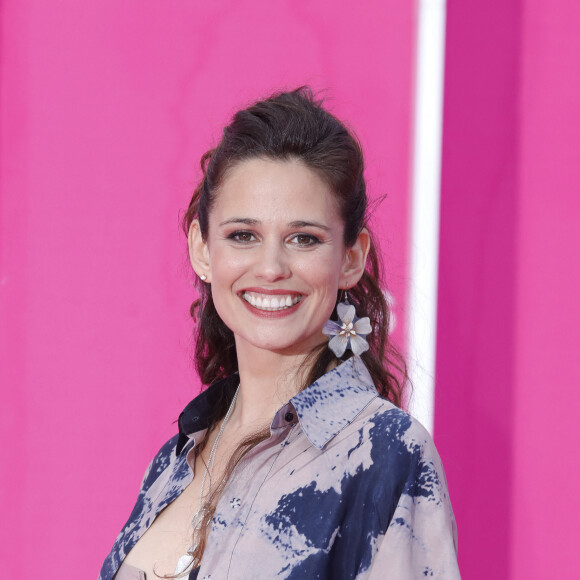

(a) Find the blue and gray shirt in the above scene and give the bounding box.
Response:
[100,356,460,579]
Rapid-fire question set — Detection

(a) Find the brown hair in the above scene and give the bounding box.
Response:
[180,87,407,568]
[183,87,406,401]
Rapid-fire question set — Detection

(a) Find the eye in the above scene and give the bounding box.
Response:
[228,230,257,244]
[288,233,321,247]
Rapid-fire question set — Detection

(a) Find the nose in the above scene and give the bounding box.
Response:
[254,240,291,282]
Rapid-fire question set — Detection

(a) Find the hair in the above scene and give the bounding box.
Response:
[180,87,408,570]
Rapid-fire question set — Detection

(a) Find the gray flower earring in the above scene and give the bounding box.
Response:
[322,290,372,357]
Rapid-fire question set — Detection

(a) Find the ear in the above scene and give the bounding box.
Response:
[188,220,212,283]
[339,228,371,289]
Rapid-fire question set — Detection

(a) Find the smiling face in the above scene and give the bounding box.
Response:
[189,157,366,358]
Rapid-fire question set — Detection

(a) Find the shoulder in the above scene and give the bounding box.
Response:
[368,399,435,451]
[360,399,446,499]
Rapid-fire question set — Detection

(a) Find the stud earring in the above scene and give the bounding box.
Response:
[200,274,207,281]
[322,289,372,357]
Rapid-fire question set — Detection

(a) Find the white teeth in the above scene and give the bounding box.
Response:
[242,292,302,312]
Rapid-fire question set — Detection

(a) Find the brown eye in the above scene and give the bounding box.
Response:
[229,231,256,243]
[289,234,321,247]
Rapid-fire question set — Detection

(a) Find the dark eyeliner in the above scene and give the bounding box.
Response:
[291,233,322,246]
[227,230,256,243]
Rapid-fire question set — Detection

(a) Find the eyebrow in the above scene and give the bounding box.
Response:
[288,220,331,231]
[219,218,259,227]
[218,218,330,231]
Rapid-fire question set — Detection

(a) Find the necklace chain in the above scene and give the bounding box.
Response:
[189,385,240,554]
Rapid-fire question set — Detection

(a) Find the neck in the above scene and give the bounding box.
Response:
[229,340,316,431]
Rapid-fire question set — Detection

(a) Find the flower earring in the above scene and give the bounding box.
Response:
[322,289,372,357]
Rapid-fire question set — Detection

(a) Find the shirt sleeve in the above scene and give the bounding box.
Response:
[363,422,460,579]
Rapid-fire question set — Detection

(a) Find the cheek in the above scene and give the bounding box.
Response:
[295,248,344,285]
[295,255,342,311]
[210,247,249,280]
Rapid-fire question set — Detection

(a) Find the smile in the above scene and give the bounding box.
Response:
[241,291,303,312]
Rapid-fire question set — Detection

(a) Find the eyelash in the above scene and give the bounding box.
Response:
[226,231,321,247]
[289,233,321,247]
[228,230,256,243]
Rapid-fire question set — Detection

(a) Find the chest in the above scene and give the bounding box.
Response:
[121,433,241,577]
[113,421,386,580]
[196,428,381,579]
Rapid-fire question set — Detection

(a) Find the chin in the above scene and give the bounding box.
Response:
[239,332,325,357]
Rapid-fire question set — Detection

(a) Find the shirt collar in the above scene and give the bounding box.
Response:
[288,356,378,449]
[176,357,378,455]
[176,373,239,455]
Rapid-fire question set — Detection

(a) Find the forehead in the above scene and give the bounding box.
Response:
[210,157,342,224]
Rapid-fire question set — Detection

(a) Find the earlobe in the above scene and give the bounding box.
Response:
[340,228,371,289]
[188,220,211,283]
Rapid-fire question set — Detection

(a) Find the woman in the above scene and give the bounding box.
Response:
[100,88,459,579]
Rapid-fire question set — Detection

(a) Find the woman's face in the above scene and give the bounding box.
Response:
[191,157,360,357]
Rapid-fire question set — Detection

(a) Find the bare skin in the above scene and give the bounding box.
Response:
[123,416,263,578]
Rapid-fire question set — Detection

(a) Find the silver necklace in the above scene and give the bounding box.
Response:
[188,385,240,557]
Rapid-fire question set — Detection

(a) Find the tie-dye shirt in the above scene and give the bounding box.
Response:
[100,356,460,579]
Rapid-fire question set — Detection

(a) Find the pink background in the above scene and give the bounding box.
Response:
[436,0,580,578]
[0,1,413,576]
[1,1,579,579]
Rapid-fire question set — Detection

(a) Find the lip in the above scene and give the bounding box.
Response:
[240,287,304,296]
[238,287,305,318]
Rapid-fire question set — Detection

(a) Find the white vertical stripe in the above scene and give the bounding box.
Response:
[407,0,447,434]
